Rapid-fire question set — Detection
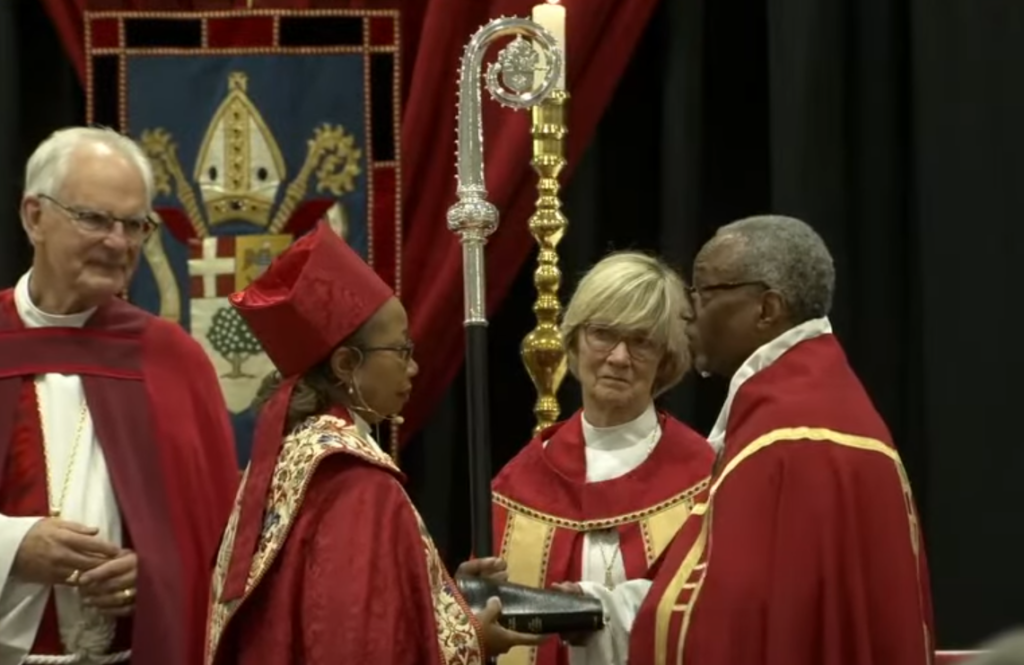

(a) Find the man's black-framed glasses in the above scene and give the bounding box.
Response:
[38,194,157,242]
[362,341,415,363]
[687,280,770,308]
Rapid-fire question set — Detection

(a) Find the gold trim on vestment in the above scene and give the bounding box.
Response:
[654,516,707,665]
[497,513,555,665]
[711,427,898,495]
[642,498,696,566]
[652,427,926,665]
[493,476,708,531]
[501,512,556,590]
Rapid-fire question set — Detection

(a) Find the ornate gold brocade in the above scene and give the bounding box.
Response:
[205,415,482,665]
[651,427,929,665]
[206,469,245,665]
[414,512,486,665]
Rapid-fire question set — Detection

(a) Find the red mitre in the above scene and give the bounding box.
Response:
[221,222,393,602]
[230,221,393,377]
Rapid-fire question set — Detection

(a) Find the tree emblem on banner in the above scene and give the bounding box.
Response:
[207,307,263,379]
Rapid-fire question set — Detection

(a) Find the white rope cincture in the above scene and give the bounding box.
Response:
[23,649,131,664]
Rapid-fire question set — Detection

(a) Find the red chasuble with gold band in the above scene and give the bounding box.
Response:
[206,412,485,665]
[0,288,239,665]
[629,331,935,665]
[492,410,713,665]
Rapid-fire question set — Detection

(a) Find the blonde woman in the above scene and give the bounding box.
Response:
[491,252,714,665]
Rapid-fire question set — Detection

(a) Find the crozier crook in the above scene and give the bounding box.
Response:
[447,17,563,558]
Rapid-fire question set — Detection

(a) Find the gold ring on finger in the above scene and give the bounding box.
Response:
[121,588,135,601]
[65,570,81,586]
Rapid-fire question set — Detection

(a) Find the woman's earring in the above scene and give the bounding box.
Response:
[346,383,355,395]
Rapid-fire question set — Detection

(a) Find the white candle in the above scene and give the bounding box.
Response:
[532,0,566,90]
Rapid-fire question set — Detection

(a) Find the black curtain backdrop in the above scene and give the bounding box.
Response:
[0,0,83,288]
[5,0,1024,649]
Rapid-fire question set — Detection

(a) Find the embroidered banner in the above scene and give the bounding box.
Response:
[84,10,402,465]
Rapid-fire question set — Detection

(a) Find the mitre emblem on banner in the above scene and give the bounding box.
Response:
[134,69,363,432]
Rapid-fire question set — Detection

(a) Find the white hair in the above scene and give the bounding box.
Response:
[714,214,835,323]
[23,126,155,206]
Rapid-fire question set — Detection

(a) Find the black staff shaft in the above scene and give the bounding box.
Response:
[465,323,494,557]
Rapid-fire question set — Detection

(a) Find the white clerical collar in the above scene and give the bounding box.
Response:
[351,411,388,456]
[581,403,658,452]
[14,270,96,329]
[707,317,833,451]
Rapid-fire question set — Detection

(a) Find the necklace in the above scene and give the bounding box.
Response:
[587,421,661,588]
[595,530,622,588]
[35,381,88,518]
[605,426,660,586]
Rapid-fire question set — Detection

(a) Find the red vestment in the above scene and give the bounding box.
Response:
[492,410,713,665]
[207,411,485,665]
[0,288,239,665]
[629,333,935,665]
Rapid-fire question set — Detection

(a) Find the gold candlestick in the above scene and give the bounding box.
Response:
[521,89,569,435]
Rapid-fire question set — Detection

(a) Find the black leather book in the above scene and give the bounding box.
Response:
[455,576,606,635]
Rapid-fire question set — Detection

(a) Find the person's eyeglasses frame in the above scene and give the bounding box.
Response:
[686,280,771,311]
[36,193,157,243]
[582,323,661,362]
[360,341,415,364]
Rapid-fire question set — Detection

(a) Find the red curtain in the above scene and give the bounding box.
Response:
[41,0,660,440]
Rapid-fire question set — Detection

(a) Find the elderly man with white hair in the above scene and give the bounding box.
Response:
[0,127,239,665]
[567,216,936,665]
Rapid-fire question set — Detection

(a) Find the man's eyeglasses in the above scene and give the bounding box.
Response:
[38,194,157,243]
[583,324,661,362]
[362,342,415,363]
[686,281,769,309]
